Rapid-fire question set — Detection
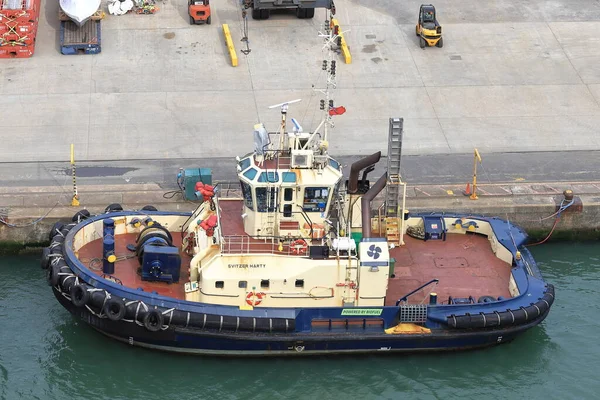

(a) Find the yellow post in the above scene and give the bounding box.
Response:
[222,24,238,67]
[470,148,482,200]
[70,144,80,206]
[330,19,352,64]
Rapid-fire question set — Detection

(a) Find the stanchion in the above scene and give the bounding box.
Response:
[70,144,79,206]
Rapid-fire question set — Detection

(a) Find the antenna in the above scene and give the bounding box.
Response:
[291,118,303,133]
[268,99,302,152]
[268,99,302,110]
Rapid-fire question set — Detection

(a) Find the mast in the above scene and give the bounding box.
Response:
[315,16,341,152]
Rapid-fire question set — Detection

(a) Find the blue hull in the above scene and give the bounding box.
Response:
[55,287,549,356]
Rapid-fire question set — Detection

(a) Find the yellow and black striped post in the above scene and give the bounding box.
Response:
[70,144,80,206]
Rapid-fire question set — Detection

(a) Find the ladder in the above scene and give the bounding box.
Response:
[385,118,403,243]
[385,118,403,216]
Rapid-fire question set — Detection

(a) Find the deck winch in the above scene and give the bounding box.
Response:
[135,224,181,283]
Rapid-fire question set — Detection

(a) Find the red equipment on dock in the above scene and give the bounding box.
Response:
[0,0,41,58]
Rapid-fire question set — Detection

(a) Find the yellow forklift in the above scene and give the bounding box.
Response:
[415,4,443,48]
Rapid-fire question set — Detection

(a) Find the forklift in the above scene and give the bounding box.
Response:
[415,4,442,48]
[189,0,211,25]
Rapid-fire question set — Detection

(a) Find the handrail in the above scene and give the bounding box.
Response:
[395,279,439,305]
[181,202,206,235]
[295,204,314,239]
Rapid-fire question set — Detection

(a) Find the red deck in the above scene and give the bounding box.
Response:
[77,204,512,305]
[77,232,190,300]
[386,234,512,305]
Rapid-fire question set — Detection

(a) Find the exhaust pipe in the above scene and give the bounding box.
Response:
[347,152,381,194]
[361,172,388,238]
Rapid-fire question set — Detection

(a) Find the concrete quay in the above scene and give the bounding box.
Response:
[3,1,600,161]
[1,178,598,253]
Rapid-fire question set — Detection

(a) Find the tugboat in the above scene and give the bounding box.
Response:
[42,21,554,356]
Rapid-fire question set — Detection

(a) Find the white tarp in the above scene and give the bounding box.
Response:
[2,0,30,10]
[107,0,134,15]
[253,123,270,156]
[59,0,101,25]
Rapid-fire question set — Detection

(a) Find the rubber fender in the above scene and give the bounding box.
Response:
[50,235,65,245]
[202,314,222,330]
[47,264,60,287]
[70,284,90,307]
[543,284,555,306]
[40,247,50,270]
[535,299,550,315]
[105,203,123,213]
[523,304,542,320]
[511,308,528,325]
[59,270,77,293]
[89,290,109,310]
[143,309,164,332]
[482,312,502,328]
[141,205,158,212]
[72,209,91,223]
[104,297,126,321]
[498,310,517,326]
[48,222,64,241]
[477,296,496,304]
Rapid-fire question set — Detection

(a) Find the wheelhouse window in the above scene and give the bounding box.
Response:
[240,181,254,210]
[303,187,329,212]
[256,187,278,212]
[239,157,251,171]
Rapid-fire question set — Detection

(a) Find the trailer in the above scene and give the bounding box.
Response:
[60,19,101,55]
[243,0,333,20]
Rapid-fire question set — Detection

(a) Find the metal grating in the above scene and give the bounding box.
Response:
[399,304,428,323]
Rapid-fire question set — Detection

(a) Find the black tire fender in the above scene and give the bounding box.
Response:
[104,297,126,321]
[47,264,60,287]
[478,295,496,303]
[48,222,65,241]
[40,247,50,270]
[70,284,90,307]
[141,205,158,212]
[105,203,124,213]
[143,309,164,332]
[72,209,91,223]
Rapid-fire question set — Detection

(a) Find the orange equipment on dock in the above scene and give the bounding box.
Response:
[189,0,211,25]
[0,0,42,58]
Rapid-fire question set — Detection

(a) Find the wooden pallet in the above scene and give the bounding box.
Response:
[58,8,105,21]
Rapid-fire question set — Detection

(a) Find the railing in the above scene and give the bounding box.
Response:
[395,279,439,305]
[214,181,243,200]
[221,235,293,255]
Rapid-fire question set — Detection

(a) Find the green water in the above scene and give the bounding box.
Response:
[1,242,599,400]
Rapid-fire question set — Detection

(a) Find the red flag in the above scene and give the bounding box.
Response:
[329,106,346,116]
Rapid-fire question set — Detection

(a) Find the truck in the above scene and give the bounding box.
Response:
[242,0,333,20]
[60,19,101,55]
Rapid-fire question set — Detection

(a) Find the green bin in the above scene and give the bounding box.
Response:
[389,258,396,278]
[183,168,213,201]
[351,232,362,251]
